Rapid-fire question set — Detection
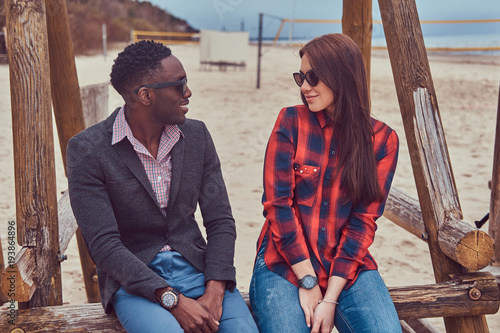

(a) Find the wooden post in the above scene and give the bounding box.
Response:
[490,84,500,264]
[45,0,85,172]
[342,0,372,95]
[378,0,491,331]
[6,0,62,307]
[45,0,100,304]
[257,13,263,89]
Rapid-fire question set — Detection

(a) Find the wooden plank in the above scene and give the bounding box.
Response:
[342,0,372,95]
[377,0,491,331]
[6,0,62,308]
[384,187,494,271]
[489,84,500,264]
[389,272,499,320]
[0,272,497,331]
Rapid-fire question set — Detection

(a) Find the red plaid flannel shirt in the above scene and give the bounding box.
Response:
[256,105,399,290]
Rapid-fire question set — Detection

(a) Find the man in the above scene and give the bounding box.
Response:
[67,40,258,333]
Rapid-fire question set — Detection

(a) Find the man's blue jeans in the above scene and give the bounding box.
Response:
[249,249,402,333]
[111,250,258,333]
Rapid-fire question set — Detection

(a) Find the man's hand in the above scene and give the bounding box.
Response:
[197,280,226,321]
[170,294,219,333]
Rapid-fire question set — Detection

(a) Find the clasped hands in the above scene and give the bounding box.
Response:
[299,286,336,333]
[170,280,226,333]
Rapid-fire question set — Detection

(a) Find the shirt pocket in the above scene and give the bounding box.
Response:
[293,163,321,207]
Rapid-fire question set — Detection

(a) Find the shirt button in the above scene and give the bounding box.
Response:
[158,176,162,181]
[321,227,325,231]
[323,201,328,206]
[326,175,331,179]
[331,150,335,155]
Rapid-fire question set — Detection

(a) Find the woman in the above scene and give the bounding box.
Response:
[249,34,401,333]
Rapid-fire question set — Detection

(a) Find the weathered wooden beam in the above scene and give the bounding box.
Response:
[45,0,86,170]
[0,272,497,331]
[6,0,62,308]
[45,0,100,305]
[385,187,494,271]
[390,272,499,320]
[489,84,500,264]
[342,0,372,94]
[378,0,491,331]
[385,187,426,238]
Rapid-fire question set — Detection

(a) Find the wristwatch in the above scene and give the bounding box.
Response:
[298,274,319,290]
[159,288,180,310]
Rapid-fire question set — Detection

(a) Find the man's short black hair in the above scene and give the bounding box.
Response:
[110,40,172,95]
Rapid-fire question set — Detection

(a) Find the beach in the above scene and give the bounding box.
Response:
[0,43,499,331]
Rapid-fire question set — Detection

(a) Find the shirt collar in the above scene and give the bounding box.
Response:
[111,105,184,146]
[315,110,333,128]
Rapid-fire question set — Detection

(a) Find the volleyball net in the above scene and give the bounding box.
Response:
[263,17,500,52]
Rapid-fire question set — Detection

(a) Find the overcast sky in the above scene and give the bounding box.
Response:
[146,0,500,38]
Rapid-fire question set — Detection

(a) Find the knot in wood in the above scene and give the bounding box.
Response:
[469,287,482,300]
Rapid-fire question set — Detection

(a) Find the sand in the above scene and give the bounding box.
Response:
[0,43,499,331]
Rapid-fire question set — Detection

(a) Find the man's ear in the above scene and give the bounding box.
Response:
[137,88,152,106]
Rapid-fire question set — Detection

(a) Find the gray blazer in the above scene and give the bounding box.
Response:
[67,108,236,313]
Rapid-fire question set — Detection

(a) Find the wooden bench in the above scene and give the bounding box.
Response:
[1,273,498,332]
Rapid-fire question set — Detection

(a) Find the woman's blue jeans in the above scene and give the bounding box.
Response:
[249,250,402,333]
[111,250,258,333]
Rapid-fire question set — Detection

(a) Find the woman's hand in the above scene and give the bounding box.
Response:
[298,285,323,328]
[311,301,335,333]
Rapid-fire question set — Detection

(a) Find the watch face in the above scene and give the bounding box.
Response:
[300,275,318,289]
[302,275,315,288]
[162,291,177,308]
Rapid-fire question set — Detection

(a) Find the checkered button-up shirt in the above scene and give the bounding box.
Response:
[257,105,399,290]
[112,106,182,251]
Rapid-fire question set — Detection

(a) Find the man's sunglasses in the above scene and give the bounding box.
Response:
[293,70,319,87]
[133,77,188,95]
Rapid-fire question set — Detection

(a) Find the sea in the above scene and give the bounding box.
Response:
[249,21,500,55]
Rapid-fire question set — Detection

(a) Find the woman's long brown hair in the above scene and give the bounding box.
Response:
[299,34,383,205]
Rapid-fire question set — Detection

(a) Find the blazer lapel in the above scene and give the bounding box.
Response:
[113,139,160,207]
[167,136,184,210]
[105,110,159,207]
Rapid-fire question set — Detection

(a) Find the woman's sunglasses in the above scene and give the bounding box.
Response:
[133,77,188,95]
[293,70,319,87]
